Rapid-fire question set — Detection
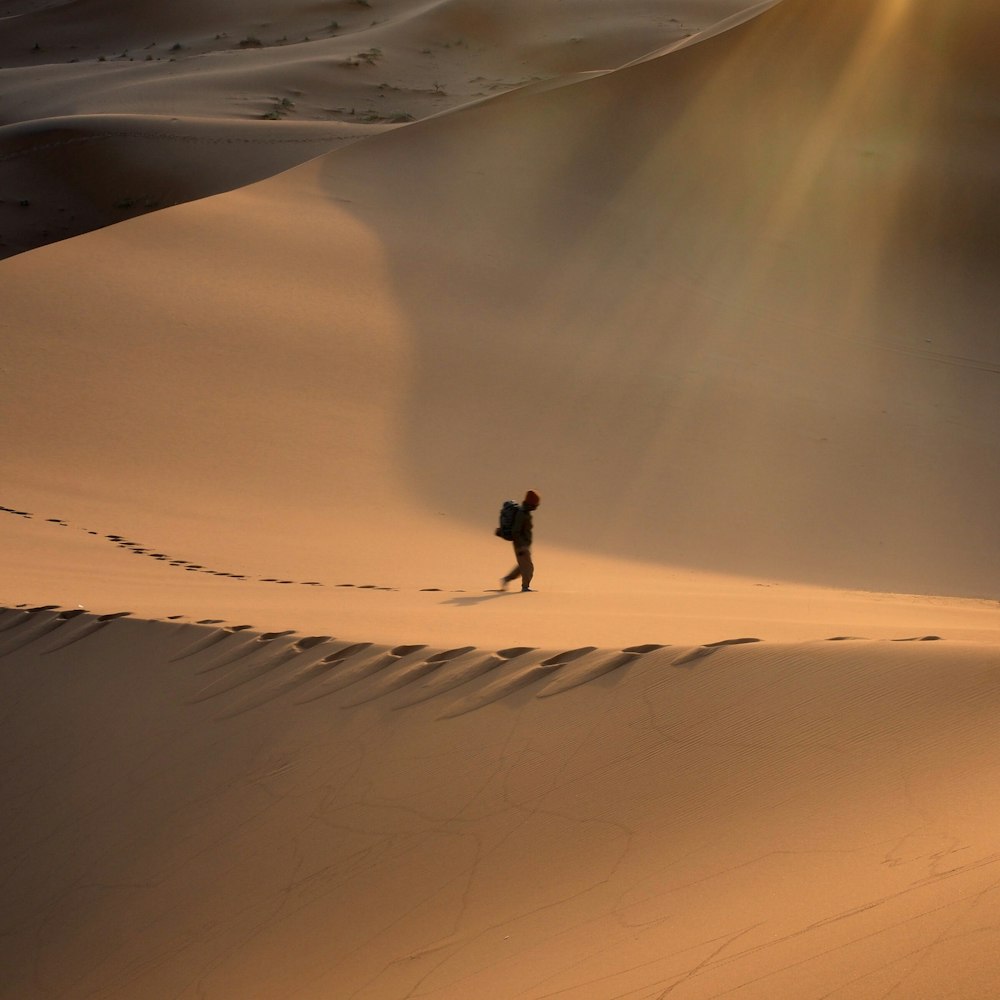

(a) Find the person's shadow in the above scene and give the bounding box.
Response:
[441,591,512,608]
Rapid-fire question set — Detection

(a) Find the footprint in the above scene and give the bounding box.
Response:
[41,611,130,653]
[342,646,477,707]
[439,647,597,718]
[210,637,338,715]
[298,644,425,700]
[393,646,535,708]
[1,506,32,518]
[0,608,82,657]
[189,635,306,701]
[243,641,375,699]
[197,629,297,671]
[171,627,235,661]
[537,644,666,698]
[671,646,717,666]
[541,647,598,667]
[182,625,272,674]
[295,635,332,651]
[671,637,762,667]
[0,608,33,634]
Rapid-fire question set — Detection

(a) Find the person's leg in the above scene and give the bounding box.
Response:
[516,547,533,590]
[501,552,522,589]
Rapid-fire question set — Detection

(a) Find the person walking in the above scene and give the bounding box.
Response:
[500,490,540,592]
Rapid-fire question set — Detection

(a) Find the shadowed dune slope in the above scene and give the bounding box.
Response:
[302,0,1000,595]
[0,115,381,257]
[2,609,999,999]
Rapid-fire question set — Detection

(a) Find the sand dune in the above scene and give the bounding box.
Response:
[4,0,998,596]
[3,607,1000,998]
[2,0,999,996]
[1,0,753,256]
[0,113,381,257]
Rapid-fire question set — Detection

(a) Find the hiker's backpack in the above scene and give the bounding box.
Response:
[495,500,519,540]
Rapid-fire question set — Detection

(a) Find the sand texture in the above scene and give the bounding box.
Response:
[2,0,999,997]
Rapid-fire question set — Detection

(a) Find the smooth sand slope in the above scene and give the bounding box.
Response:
[2,0,1000,996]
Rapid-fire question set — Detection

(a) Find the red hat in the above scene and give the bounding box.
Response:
[524,490,540,508]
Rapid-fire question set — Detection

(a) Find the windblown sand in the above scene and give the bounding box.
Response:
[2,1,998,997]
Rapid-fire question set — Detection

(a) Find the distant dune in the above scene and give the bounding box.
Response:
[1,0,751,257]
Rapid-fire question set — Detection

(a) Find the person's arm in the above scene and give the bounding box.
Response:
[511,509,530,547]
